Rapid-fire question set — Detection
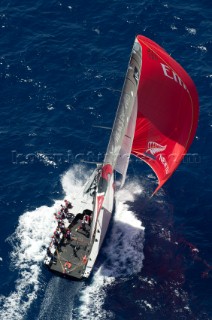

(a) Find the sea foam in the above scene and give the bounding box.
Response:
[0,166,145,320]
[0,165,87,320]
[75,181,145,320]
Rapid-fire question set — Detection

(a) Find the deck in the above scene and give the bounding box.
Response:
[44,212,93,279]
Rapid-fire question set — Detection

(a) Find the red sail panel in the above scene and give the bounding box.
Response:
[132,35,199,193]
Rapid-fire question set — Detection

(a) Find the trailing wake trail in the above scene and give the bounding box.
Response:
[0,166,145,320]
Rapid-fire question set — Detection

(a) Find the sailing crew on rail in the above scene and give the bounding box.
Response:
[59,221,66,234]
[84,214,91,225]
[54,228,60,238]
[52,236,59,246]
[64,199,73,209]
[66,229,72,240]
[61,204,68,215]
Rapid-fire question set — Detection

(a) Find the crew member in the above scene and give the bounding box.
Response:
[64,199,73,209]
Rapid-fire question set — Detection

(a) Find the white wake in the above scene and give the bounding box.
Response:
[0,165,90,320]
[0,166,145,320]
[75,181,145,320]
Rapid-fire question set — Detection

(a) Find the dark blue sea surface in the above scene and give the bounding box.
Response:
[0,0,211,319]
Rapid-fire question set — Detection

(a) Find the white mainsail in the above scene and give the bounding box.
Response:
[114,97,138,186]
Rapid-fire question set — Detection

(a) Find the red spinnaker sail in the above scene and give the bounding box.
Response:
[132,35,199,193]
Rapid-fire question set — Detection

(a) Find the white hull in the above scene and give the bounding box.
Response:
[84,173,114,278]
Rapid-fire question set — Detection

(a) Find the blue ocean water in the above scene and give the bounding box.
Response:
[0,0,211,319]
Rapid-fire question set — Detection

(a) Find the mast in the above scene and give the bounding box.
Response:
[88,39,142,252]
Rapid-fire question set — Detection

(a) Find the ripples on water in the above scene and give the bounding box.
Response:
[0,0,211,319]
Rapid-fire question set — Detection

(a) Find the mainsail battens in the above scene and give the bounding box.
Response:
[115,98,138,186]
[91,41,142,247]
[104,39,142,169]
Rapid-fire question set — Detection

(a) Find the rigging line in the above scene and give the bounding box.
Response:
[92,125,112,130]
[80,160,102,165]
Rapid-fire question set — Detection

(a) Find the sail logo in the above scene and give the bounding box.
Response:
[146,141,167,155]
[161,63,188,91]
[146,141,169,174]
[158,154,169,174]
